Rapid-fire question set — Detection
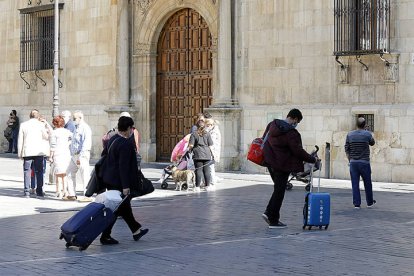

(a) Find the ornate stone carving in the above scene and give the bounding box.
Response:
[134,43,152,56]
[134,0,154,14]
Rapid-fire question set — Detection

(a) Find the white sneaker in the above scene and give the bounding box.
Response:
[206,185,216,191]
[194,187,201,193]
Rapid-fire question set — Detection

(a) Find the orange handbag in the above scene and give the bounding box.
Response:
[247,132,268,166]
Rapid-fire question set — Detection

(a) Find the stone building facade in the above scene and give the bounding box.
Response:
[0,0,413,183]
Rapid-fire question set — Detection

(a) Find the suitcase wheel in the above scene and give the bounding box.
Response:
[161,181,168,189]
[79,244,89,251]
[65,242,71,248]
[325,225,329,230]
[319,226,322,230]
[302,225,306,230]
[308,226,312,230]
[286,183,293,190]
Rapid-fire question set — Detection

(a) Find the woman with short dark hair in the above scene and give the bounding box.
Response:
[99,116,149,245]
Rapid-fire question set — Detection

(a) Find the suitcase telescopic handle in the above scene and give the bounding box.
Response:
[309,162,322,193]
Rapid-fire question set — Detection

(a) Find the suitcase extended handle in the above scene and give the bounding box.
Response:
[309,162,322,193]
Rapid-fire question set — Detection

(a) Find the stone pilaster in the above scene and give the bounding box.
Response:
[204,106,242,171]
[116,0,130,106]
[214,0,233,106]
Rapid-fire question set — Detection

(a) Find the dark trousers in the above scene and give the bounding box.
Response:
[12,128,18,153]
[350,162,374,206]
[102,196,141,239]
[23,156,44,196]
[7,139,13,152]
[265,168,290,223]
[194,160,212,187]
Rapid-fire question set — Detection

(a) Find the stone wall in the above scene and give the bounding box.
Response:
[1,0,413,183]
[0,0,119,158]
[238,0,414,183]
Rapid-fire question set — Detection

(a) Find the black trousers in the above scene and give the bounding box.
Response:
[102,196,141,239]
[194,160,212,187]
[265,168,290,223]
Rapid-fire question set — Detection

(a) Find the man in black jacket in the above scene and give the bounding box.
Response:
[262,109,317,228]
[100,116,148,245]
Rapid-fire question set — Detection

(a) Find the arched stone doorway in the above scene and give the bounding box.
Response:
[156,8,213,161]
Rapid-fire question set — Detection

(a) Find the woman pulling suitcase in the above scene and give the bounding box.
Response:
[99,116,149,245]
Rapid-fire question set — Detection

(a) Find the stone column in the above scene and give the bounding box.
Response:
[115,0,130,105]
[105,1,136,131]
[206,0,242,171]
[214,0,233,106]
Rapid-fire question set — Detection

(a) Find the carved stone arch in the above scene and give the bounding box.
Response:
[131,0,218,162]
[136,0,218,49]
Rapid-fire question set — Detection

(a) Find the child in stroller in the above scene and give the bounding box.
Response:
[286,145,321,191]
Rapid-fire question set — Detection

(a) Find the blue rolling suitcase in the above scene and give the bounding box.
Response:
[303,164,330,230]
[59,202,115,251]
[59,195,128,251]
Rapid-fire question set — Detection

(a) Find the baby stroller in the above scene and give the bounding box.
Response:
[286,145,321,191]
[158,134,194,190]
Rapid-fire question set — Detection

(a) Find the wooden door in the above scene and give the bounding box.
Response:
[156,9,212,161]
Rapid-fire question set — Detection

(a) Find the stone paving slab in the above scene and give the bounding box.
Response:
[0,154,414,275]
[0,184,413,275]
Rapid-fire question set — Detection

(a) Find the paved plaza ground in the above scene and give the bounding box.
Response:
[0,154,413,275]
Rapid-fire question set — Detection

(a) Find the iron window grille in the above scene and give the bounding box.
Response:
[334,0,390,56]
[19,4,62,72]
[357,114,375,132]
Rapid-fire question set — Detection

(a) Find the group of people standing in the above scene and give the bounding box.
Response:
[17,109,92,200]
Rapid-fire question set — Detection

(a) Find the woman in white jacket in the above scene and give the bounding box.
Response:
[205,118,221,188]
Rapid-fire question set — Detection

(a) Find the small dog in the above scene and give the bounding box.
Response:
[170,165,195,191]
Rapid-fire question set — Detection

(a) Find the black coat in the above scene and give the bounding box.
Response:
[263,119,315,173]
[101,134,139,191]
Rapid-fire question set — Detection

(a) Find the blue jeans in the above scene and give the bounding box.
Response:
[350,162,374,206]
[30,157,47,188]
[23,156,44,196]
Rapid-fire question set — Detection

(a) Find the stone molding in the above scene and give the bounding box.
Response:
[134,43,153,56]
[134,0,154,14]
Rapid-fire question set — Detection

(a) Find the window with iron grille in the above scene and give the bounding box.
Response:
[357,114,375,132]
[19,4,61,72]
[334,0,390,56]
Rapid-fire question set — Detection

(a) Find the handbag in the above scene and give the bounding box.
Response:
[247,132,269,166]
[85,138,119,197]
[130,170,154,197]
